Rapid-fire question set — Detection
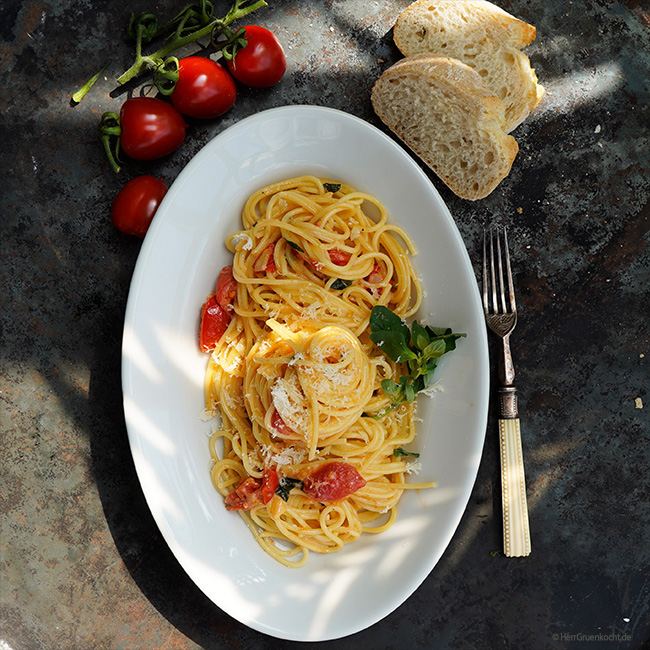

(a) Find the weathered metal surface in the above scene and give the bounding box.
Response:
[1,0,649,648]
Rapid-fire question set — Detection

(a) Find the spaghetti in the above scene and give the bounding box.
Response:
[202,175,435,567]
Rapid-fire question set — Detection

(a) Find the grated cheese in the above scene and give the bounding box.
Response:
[405,461,422,475]
[231,232,253,250]
[420,381,444,398]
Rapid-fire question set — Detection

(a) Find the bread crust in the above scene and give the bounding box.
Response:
[371,55,518,200]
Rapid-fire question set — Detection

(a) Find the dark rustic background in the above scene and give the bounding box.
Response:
[2,1,649,648]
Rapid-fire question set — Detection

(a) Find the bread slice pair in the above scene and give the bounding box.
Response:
[393,0,544,132]
[371,0,543,200]
[371,55,519,201]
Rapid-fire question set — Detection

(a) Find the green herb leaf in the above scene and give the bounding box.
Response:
[370,305,410,342]
[380,379,401,397]
[323,182,341,193]
[369,330,416,363]
[275,477,303,501]
[331,278,353,290]
[284,238,304,253]
[394,447,420,458]
[411,320,430,352]
[423,338,447,359]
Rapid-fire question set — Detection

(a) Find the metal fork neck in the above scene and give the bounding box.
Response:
[499,333,516,386]
[498,334,518,419]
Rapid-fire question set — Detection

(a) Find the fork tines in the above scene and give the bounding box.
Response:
[483,226,517,337]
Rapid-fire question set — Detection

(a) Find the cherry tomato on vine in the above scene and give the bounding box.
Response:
[119,97,186,160]
[170,57,237,119]
[226,25,287,88]
[110,175,168,238]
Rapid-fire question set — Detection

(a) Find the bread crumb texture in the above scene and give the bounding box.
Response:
[372,56,518,200]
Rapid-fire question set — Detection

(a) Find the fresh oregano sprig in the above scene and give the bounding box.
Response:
[368,305,466,417]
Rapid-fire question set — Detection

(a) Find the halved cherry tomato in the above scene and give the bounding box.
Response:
[270,409,294,436]
[199,294,231,352]
[215,265,237,311]
[328,249,351,266]
[120,97,186,160]
[366,262,384,284]
[303,462,366,502]
[226,25,287,88]
[253,242,277,274]
[225,468,279,510]
[225,476,262,510]
[110,175,168,238]
[261,468,279,504]
[171,56,236,119]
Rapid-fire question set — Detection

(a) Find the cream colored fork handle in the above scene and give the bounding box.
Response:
[499,417,531,557]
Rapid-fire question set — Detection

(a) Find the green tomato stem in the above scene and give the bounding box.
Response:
[117,0,267,85]
[72,60,111,103]
[98,112,122,174]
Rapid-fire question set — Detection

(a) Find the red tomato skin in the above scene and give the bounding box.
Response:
[171,57,237,119]
[111,175,168,238]
[253,242,277,274]
[215,265,237,311]
[119,97,186,160]
[303,462,366,502]
[328,249,351,266]
[199,294,231,352]
[366,263,384,284]
[227,25,287,88]
[224,469,279,510]
[270,409,294,436]
[225,477,262,510]
[261,468,279,504]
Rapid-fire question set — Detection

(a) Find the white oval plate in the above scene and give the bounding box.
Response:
[122,105,489,641]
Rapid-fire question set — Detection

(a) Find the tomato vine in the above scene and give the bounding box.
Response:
[73,0,267,101]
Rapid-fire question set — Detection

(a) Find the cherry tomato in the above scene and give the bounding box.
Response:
[261,468,279,504]
[224,469,278,510]
[225,477,262,511]
[110,175,168,238]
[365,262,385,284]
[215,265,237,311]
[270,409,294,436]
[119,97,186,160]
[328,249,351,266]
[227,25,287,88]
[303,462,366,502]
[199,294,231,352]
[253,242,277,274]
[171,57,237,119]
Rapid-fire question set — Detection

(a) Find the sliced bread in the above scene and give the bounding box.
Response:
[393,0,544,132]
[371,54,518,200]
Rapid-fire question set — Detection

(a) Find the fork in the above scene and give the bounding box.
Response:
[483,226,531,557]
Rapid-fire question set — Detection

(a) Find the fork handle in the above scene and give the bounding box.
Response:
[498,412,531,557]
